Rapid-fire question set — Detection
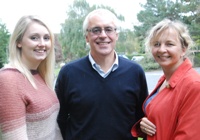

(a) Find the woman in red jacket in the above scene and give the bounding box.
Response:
[131,18,200,140]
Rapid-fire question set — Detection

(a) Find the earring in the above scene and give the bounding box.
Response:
[17,44,22,48]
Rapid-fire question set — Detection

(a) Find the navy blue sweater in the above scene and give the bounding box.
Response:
[55,56,148,140]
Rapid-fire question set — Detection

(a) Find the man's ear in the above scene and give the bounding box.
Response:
[85,35,89,43]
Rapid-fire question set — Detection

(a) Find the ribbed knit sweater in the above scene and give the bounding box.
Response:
[56,56,148,140]
[0,68,63,140]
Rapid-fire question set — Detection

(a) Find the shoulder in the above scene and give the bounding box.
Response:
[63,56,88,68]
[60,56,89,72]
[118,57,145,72]
[180,68,200,91]
[58,56,90,78]
[184,68,200,82]
[0,68,22,81]
[0,68,25,91]
[0,68,23,96]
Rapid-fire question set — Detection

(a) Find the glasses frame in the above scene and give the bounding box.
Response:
[86,27,117,36]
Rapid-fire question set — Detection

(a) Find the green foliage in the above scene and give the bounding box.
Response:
[116,29,142,55]
[59,0,90,61]
[54,67,61,77]
[181,0,200,47]
[138,53,160,71]
[193,52,200,67]
[0,21,10,68]
[134,0,200,53]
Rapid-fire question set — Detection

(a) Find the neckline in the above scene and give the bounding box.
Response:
[30,69,38,75]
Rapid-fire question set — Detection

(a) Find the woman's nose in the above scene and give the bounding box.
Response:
[158,44,167,52]
[38,39,45,46]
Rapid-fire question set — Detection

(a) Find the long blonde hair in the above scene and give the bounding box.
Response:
[6,15,55,90]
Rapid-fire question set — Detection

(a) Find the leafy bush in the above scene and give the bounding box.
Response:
[0,22,10,68]
[193,52,200,67]
[137,53,160,71]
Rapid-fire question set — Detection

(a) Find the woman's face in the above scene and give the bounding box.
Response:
[151,28,186,71]
[17,22,51,70]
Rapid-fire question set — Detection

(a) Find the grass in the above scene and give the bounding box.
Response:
[54,67,61,77]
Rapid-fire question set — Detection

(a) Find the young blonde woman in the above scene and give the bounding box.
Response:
[0,15,62,140]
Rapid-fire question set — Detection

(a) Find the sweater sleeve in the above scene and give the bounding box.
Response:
[131,66,148,139]
[0,73,28,140]
[172,81,200,140]
[55,68,68,138]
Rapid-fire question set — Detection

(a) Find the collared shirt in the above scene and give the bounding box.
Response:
[144,88,159,113]
[88,52,119,78]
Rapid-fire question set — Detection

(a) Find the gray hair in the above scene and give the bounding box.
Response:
[82,9,120,36]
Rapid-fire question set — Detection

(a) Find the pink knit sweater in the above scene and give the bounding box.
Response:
[0,68,63,140]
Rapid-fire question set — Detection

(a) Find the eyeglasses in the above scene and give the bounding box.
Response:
[86,27,117,36]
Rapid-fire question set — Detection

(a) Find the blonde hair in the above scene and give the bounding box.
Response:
[145,18,194,58]
[6,15,55,90]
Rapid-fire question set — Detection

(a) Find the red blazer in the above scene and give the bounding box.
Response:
[131,58,200,140]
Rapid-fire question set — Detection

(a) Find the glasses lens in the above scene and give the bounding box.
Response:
[88,27,116,35]
[104,27,115,35]
[91,27,101,35]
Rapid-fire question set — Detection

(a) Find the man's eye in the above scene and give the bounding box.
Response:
[92,28,101,33]
[105,28,113,32]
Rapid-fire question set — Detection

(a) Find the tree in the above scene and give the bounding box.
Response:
[116,29,142,55]
[54,34,63,63]
[181,0,200,48]
[134,0,200,51]
[59,0,125,62]
[0,21,10,68]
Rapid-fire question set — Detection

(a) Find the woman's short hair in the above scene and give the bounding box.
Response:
[145,19,194,54]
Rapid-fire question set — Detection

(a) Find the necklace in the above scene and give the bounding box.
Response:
[159,80,170,92]
[164,80,170,88]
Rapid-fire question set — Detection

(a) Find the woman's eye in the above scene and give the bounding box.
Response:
[30,36,38,40]
[167,43,174,46]
[44,36,50,41]
[154,42,160,47]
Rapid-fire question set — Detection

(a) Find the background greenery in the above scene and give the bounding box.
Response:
[0,0,199,71]
[0,22,10,68]
[0,1,199,139]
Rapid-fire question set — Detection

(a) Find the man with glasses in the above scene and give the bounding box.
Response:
[55,8,148,140]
